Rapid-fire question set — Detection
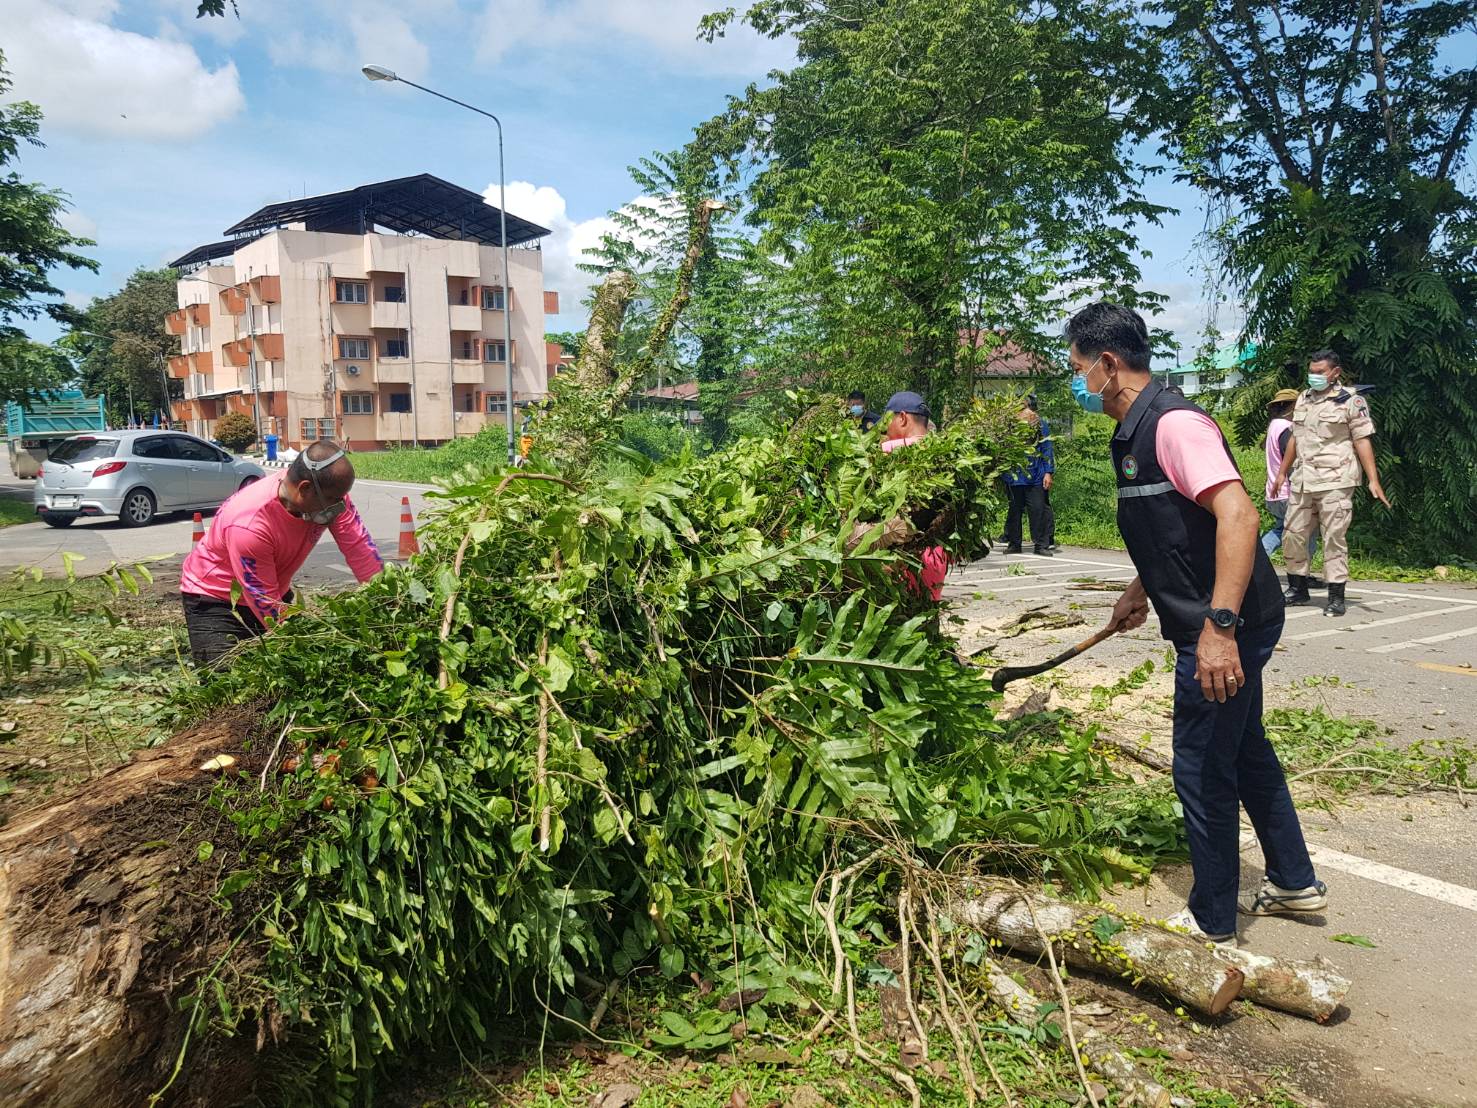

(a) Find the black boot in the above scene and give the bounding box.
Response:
[1308,575,1326,589]
[1324,581,1346,617]
[1283,574,1311,605]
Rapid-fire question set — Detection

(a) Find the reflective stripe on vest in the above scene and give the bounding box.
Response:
[1116,480,1177,500]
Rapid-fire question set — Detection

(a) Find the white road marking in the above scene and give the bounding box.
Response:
[996,553,1135,571]
[956,568,1111,587]
[1282,606,1471,642]
[979,572,1136,596]
[1368,623,1477,654]
[1240,831,1477,913]
[1351,586,1477,608]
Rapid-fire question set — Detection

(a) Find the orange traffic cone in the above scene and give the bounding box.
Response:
[191,512,205,545]
[397,497,419,558]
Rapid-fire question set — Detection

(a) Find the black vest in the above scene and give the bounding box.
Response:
[1111,381,1283,642]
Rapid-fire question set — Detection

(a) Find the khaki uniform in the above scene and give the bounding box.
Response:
[1284,387,1375,583]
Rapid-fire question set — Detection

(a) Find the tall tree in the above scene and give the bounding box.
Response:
[696,0,1171,414]
[67,267,179,420]
[0,49,97,405]
[1150,0,1477,557]
[581,149,765,444]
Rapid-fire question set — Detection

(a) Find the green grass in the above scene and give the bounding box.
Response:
[0,569,190,821]
[420,982,1307,1108]
[0,497,35,527]
[1049,415,1477,583]
[348,427,511,484]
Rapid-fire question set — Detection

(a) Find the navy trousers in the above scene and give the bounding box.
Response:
[1172,618,1318,935]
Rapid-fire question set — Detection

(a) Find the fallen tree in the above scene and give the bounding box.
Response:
[0,198,1350,1105]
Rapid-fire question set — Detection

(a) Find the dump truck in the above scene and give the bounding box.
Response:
[4,391,108,478]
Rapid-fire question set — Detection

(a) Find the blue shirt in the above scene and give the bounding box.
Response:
[1005,417,1055,486]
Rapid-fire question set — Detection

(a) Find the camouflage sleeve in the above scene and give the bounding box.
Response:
[1347,394,1376,440]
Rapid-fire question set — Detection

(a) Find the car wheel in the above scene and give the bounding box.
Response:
[40,512,75,528]
[238,476,260,491]
[119,488,156,527]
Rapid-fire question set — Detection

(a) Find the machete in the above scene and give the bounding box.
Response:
[989,625,1119,692]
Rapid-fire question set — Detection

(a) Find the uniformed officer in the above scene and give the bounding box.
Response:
[1066,302,1324,947]
[1271,349,1390,617]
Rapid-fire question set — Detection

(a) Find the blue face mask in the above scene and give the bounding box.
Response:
[850,404,864,416]
[1307,373,1329,391]
[1072,359,1106,414]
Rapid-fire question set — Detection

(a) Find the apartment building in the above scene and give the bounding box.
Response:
[164,174,560,450]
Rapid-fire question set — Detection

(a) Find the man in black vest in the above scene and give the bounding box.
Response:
[1065,303,1326,946]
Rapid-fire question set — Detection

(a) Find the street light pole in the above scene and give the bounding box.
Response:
[363,64,517,464]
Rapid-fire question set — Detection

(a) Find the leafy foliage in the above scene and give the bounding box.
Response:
[64,267,180,420]
[0,49,97,405]
[192,397,1184,1097]
[696,0,1170,414]
[1149,0,1477,559]
[214,411,258,453]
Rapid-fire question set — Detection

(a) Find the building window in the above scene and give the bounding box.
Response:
[485,393,507,415]
[381,285,405,303]
[335,280,368,304]
[341,393,374,415]
[463,391,475,412]
[301,417,336,441]
[387,392,413,413]
[483,341,507,363]
[382,337,409,358]
[480,286,506,311]
[339,336,370,360]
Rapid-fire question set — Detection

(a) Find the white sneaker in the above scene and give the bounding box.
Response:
[1239,877,1328,916]
[1164,907,1239,948]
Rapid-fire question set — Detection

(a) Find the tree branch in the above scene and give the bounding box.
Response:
[1194,25,1306,186]
[1435,82,1477,182]
[1316,1,1371,183]
[1370,0,1398,152]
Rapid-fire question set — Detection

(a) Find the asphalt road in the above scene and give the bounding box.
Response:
[0,454,435,585]
[951,546,1477,1107]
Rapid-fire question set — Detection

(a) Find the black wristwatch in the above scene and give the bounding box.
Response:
[1207,607,1240,630]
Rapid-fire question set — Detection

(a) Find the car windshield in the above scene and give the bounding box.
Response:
[49,437,118,464]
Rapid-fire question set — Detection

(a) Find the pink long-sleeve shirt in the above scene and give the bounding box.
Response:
[179,472,383,621]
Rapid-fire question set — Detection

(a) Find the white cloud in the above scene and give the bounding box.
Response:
[476,0,793,76]
[0,0,244,140]
[266,2,431,82]
[58,207,99,239]
[493,180,668,325]
[64,288,95,309]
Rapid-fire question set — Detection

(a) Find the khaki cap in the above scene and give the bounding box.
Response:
[1267,388,1300,407]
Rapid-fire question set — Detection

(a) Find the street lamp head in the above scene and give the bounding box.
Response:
[361,64,398,82]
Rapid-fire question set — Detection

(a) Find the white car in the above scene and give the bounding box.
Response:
[33,430,267,528]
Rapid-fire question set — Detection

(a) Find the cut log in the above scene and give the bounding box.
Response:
[1214,945,1351,1022]
[0,708,265,1107]
[949,885,1245,1018]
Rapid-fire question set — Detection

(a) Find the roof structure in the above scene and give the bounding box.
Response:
[1168,343,1258,378]
[169,234,265,270]
[169,174,551,270]
[223,174,550,247]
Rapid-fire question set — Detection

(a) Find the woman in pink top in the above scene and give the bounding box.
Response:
[879,391,949,600]
[179,441,384,667]
[1260,389,1319,565]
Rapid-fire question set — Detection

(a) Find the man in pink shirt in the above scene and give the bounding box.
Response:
[179,440,384,667]
[878,391,948,599]
[1066,302,1324,948]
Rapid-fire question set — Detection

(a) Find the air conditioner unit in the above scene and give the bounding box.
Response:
[345,364,361,376]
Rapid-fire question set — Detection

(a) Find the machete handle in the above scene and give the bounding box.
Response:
[989,624,1119,692]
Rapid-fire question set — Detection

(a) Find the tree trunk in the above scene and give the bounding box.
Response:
[0,708,266,1107]
[1214,945,1351,1022]
[951,884,1351,1023]
[950,885,1245,1017]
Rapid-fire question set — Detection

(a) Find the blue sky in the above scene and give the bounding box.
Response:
[7,0,1235,357]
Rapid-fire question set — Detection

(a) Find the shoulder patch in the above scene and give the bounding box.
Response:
[1121,454,1139,479]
